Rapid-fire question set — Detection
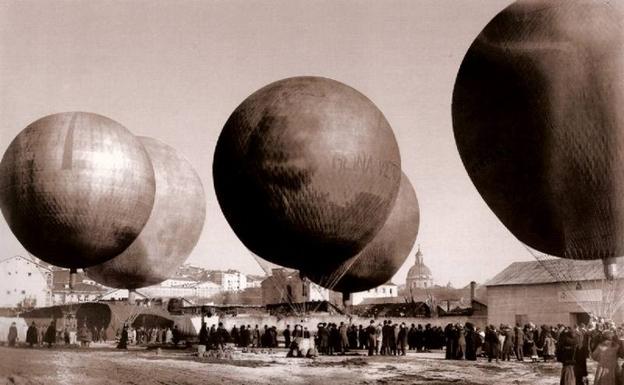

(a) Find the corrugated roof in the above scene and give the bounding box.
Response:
[485,259,620,286]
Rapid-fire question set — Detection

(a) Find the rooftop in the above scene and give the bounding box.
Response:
[485,259,619,287]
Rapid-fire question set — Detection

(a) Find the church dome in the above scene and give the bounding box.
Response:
[407,262,432,281]
[406,246,433,287]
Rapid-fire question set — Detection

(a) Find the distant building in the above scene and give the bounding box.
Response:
[194,280,222,298]
[349,282,398,305]
[175,264,208,279]
[0,255,52,308]
[406,246,434,289]
[486,259,624,326]
[210,270,247,292]
[51,269,107,305]
[52,282,107,305]
[261,268,341,305]
[159,278,198,287]
[246,274,265,288]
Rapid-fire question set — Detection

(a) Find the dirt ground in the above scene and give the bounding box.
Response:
[0,344,598,385]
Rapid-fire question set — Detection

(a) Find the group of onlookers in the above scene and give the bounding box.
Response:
[482,323,562,363]
[6,320,108,348]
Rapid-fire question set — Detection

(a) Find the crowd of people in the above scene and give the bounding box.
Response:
[5,320,109,348]
[10,315,624,384]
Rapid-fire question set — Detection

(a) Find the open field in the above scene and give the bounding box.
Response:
[0,344,598,385]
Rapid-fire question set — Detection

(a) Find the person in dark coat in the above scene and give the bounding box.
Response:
[7,322,18,347]
[270,326,278,348]
[574,325,589,385]
[318,323,329,354]
[418,324,426,352]
[230,325,239,346]
[366,321,377,356]
[388,322,399,356]
[261,325,270,348]
[407,324,416,350]
[239,325,250,350]
[215,322,229,350]
[199,322,209,347]
[381,321,389,355]
[329,323,340,355]
[464,323,478,361]
[172,325,181,347]
[358,325,367,350]
[117,324,128,349]
[26,322,38,347]
[348,325,358,349]
[557,329,578,385]
[44,320,56,347]
[283,325,291,348]
[444,323,455,359]
[485,325,499,363]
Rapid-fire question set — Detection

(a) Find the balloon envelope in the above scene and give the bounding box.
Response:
[452,0,624,260]
[0,112,156,268]
[305,172,419,293]
[86,136,206,289]
[213,76,401,273]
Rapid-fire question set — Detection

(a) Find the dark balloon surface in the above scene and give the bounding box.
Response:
[86,136,206,289]
[0,112,156,268]
[305,172,419,293]
[453,0,624,260]
[213,76,401,273]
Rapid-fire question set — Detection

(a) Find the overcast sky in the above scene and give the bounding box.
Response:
[0,0,533,288]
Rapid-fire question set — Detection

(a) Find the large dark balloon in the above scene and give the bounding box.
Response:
[86,137,206,289]
[0,112,156,269]
[305,172,419,293]
[453,0,624,266]
[213,76,401,273]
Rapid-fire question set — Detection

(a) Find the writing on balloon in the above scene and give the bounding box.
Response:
[331,154,400,181]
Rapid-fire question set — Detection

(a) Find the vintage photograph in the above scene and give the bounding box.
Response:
[0,0,622,384]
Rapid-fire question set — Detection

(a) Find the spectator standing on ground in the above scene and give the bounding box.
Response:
[557,328,579,385]
[26,322,38,347]
[284,325,291,348]
[7,322,17,347]
[44,320,56,348]
[591,331,619,385]
[366,321,377,356]
[485,325,499,363]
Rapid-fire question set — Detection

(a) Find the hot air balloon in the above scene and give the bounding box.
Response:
[86,136,206,289]
[213,76,402,274]
[0,112,156,270]
[452,0,624,279]
[304,172,419,294]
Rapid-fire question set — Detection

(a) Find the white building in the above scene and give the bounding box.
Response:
[159,278,198,287]
[349,282,399,305]
[0,255,52,308]
[210,270,247,292]
[194,280,222,298]
[103,280,222,301]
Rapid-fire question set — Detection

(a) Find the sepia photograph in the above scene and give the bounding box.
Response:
[0,0,622,384]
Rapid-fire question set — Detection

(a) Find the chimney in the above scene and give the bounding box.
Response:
[470,281,476,303]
